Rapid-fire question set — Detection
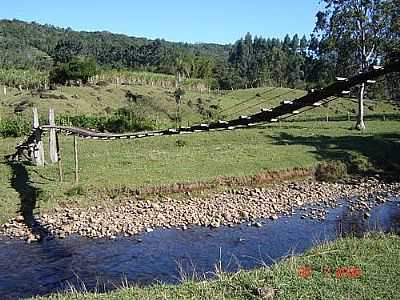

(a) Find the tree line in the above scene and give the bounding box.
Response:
[0,3,398,97]
[0,20,332,90]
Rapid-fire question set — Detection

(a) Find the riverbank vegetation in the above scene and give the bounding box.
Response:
[33,233,400,299]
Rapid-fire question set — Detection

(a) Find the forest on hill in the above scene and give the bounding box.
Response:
[0,19,337,89]
[0,0,399,96]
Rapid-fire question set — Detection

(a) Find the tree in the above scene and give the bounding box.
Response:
[381,0,400,101]
[174,88,185,128]
[299,35,309,54]
[291,34,300,52]
[174,51,192,84]
[52,39,83,64]
[49,56,97,84]
[315,0,390,130]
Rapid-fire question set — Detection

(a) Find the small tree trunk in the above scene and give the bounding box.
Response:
[356,82,366,131]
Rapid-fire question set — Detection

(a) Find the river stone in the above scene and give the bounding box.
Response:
[210,221,220,228]
[15,216,25,223]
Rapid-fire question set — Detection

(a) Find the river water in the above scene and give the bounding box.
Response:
[0,198,399,299]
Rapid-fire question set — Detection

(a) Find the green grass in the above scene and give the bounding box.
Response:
[1,119,400,224]
[1,83,398,127]
[32,233,400,300]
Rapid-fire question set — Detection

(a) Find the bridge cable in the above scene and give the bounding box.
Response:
[218,87,279,115]
[225,89,299,118]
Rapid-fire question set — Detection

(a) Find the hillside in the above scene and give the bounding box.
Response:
[0,19,230,70]
[1,81,398,134]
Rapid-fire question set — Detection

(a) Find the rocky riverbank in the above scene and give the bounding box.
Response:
[1,178,400,242]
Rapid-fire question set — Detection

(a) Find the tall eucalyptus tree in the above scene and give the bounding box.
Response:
[315,0,391,130]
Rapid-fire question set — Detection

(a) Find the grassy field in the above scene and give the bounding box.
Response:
[33,233,400,300]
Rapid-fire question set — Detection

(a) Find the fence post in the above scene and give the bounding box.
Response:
[32,107,45,166]
[56,132,64,182]
[74,135,79,184]
[48,108,58,164]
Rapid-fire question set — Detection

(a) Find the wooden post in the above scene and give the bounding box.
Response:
[48,108,58,164]
[3,86,6,96]
[32,107,45,166]
[74,135,79,184]
[56,132,63,182]
[326,104,329,123]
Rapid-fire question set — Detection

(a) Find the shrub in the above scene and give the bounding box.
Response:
[56,109,158,133]
[175,139,186,147]
[348,155,376,174]
[50,56,97,84]
[65,185,86,196]
[315,161,348,182]
[0,117,31,137]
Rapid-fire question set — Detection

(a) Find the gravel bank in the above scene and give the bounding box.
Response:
[1,178,399,242]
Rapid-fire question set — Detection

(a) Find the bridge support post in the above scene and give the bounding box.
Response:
[56,132,64,182]
[48,108,58,164]
[32,107,45,166]
[74,135,79,184]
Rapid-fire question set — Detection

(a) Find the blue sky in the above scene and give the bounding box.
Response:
[2,1,323,44]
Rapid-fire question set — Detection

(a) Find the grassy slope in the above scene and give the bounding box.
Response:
[1,84,398,125]
[0,83,400,223]
[33,233,400,300]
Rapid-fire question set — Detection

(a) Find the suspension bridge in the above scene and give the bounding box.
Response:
[7,61,400,166]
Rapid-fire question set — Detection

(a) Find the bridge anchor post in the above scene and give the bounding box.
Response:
[31,107,45,166]
[48,108,58,164]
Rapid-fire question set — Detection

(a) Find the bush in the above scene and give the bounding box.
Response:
[0,109,159,138]
[56,109,158,133]
[0,117,31,137]
[65,185,86,196]
[49,56,97,84]
[175,139,186,147]
[348,155,376,174]
[315,161,348,182]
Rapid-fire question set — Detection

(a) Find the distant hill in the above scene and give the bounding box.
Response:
[0,19,231,71]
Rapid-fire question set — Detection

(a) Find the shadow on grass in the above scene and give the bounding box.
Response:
[272,132,400,179]
[7,161,52,239]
